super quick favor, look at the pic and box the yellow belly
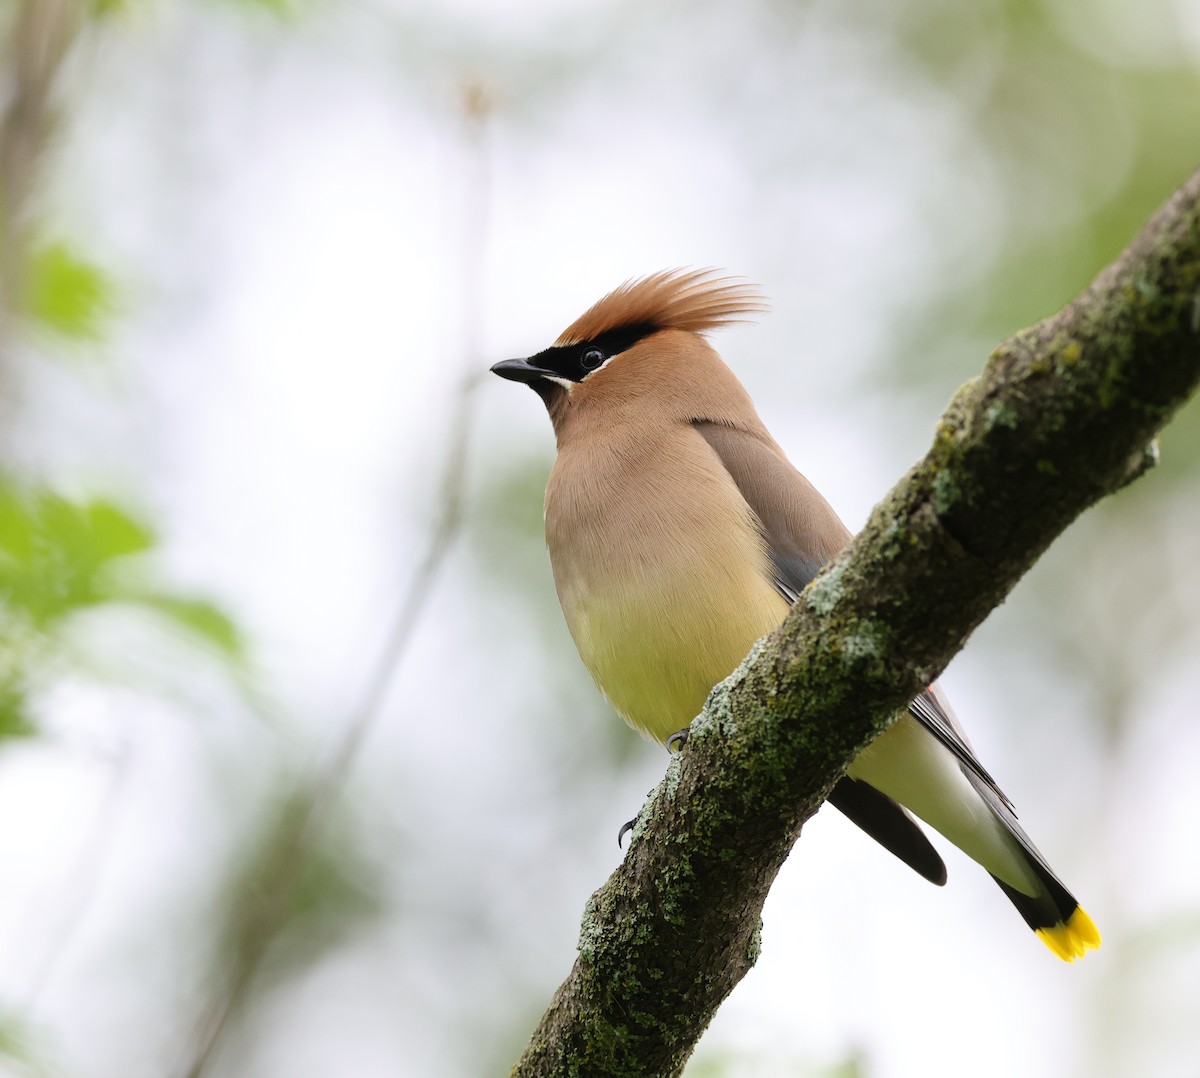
[554,538,788,743]
[568,580,787,742]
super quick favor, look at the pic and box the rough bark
[513,166,1200,1078]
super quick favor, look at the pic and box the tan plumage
[491,268,1100,961]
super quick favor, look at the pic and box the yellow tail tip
[1036,907,1101,962]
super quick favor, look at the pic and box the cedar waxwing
[491,269,1100,962]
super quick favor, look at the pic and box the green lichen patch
[932,468,962,514]
[577,895,603,959]
[746,920,763,964]
[983,399,1019,430]
[843,620,889,662]
[803,562,846,614]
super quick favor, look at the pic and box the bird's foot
[666,727,690,754]
[618,731,690,847]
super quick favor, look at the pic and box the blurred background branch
[0,0,82,436]
[176,79,493,1078]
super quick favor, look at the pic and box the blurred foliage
[879,0,1200,386]
[167,776,393,1076]
[0,1012,50,1077]
[215,782,385,986]
[22,242,116,345]
[0,485,154,625]
[0,478,246,739]
[0,0,246,748]
[2,3,380,1078]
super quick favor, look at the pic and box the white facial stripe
[544,375,574,392]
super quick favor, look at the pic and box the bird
[490,268,1100,962]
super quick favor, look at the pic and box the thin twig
[19,738,132,1007]
[176,80,494,1078]
[0,0,82,449]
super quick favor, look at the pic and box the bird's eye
[580,347,606,371]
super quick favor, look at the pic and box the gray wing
[693,421,850,601]
[695,420,1015,804]
[695,420,948,885]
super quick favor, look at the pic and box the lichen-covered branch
[513,165,1200,1078]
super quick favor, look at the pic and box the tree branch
[513,165,1200,1077]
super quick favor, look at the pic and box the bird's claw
[618,730,690,847]
[666,727,690,754]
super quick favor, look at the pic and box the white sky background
[1,1,1199,1076]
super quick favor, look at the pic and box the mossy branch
[513,166,1200,1078]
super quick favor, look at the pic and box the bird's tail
[990,862,1101,962]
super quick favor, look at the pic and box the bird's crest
[555,268,767,346]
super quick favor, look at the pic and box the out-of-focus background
[0,1,1198,1075]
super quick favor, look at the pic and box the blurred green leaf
[0,484,36,561]
[81,498,156,559]
[23,241,115,343]
[0,483,155,626]
[0,681,35,741]
[136,595,245,660]
[0,479,248,738]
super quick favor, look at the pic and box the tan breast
[545,421,789,743]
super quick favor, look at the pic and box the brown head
[490,269,770,444]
